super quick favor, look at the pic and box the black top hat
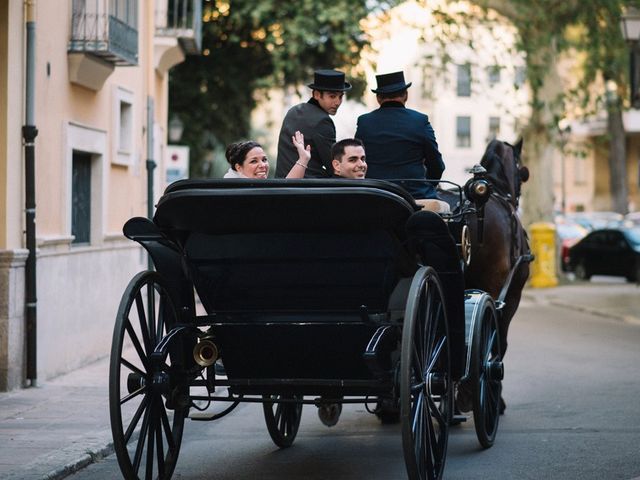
[307,69,352,92]
[371,71,412,94]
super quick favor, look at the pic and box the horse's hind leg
[498,262,529,358]
[493,264,528,415]
[498,302,516,358]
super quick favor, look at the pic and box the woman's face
[236,147,269,179]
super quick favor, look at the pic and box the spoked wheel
[470,294,503,449]
[110,271,188,480]
[401,267,452,480]
[263,394,303,448]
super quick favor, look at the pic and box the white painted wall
[36,244,145,379]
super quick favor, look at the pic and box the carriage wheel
[110,271,187,480]
[401,267,452,480]
[263,394,303,448]
[470,295,502,449]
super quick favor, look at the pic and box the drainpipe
[146,96,155,270]
[22,0,38,386]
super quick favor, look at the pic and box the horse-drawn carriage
[109,141,531,480]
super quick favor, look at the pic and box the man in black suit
[275,70,352,178]
[355,71,445,199]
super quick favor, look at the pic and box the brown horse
[464,138,531,359]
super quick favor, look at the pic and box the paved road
[67,290,640,480]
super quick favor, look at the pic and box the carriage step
[189,412,218,420]
[450,414,468,426]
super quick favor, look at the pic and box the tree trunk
[519,49,563,226]
[607,100,629,214]
[520,126,556,225]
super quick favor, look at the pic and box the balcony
[68,0,138,90]
[154,0,202,73]
[69,0,138,65]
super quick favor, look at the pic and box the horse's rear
[465,200,530,357]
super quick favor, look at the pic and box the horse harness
[488,193,530,266]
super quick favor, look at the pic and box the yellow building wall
[0,0,7,249]
[33,1,151,240]
[627,136,640,212]
[589,136,640,212]
[0,0,27,250]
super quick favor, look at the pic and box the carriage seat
[153,179,421,315]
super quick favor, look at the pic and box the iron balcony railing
[69,0,138,66]
[154,0,202,55]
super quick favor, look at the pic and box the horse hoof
[318,402,342,427]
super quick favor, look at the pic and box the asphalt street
[1,278,639,480]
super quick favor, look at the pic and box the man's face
[333,145,367,179]
[314,90,344,115]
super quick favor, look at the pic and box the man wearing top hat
[275,69,352,178]
[355,71,445,199]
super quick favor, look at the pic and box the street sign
[165,145,189,184]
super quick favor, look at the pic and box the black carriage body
[126,179,466,396]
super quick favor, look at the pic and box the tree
[470,0,640,218]
[172,0,640,217]
[169,0,398,177]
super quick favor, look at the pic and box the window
[514,66,526,88]
[457,64,471,97]
[488,116,500,141]
[113,86,134,165]
[487,65,501,87]
[66,122,106,245]
[119,100,132,153]
[110,0,138,26]
[456,116,471,148]
[72,151,92,244]
[589,232,607,246]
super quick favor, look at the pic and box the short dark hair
[225,140,262,170]
[331,138,364,160]
[377,89,408,101]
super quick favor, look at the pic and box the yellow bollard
[529,222,558,288]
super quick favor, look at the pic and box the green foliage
[169,0,398,176]
[475,0,640,120]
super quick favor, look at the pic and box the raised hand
[292,131,311,165]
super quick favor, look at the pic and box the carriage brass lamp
[620,6,640,108]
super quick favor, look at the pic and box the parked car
[556,222,589,272]
[624,211,640,228]
[567,227,640,281]
[563,211,624,231]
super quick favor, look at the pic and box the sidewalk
[0,357,112,480]
[520,277,640,326]
[0,280,638,480]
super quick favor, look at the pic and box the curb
[44,443,114,480]
[2,432,114,480]
[522,292,640,326]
